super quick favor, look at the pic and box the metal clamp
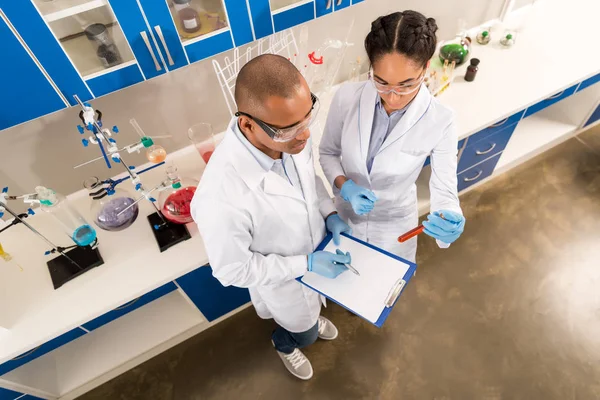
[385,278,406,307]
[475,142,497,155]
[154,25,174,66]
[464,170,483,182]
[140,31,161,71]
[490,117,509,128]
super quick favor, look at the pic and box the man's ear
[238,115,254,136]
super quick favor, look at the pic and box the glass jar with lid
[173,0,202,34]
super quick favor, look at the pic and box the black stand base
[148,212,191,252]
[47,246,104,289]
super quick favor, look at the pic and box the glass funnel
[84,177,139,232]
[158,166,198,224]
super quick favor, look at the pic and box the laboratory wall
[0,0,504,211]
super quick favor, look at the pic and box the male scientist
[191,54,352,380]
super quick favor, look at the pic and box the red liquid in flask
[161,187,196,224]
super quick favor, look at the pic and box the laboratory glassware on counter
[439,35,471,66]
[188,122,215,164]
[500,32,516,47]
[130,119,168,164]
[464,58,480,82]
[36,186,97,247]
[158,166,198,224]
[84,177,139,232]
[84,23,122,69]
[476,30,491,45]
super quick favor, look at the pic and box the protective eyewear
[369,69,425,96]
[235,93,320,143]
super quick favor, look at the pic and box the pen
[335,261,360,276]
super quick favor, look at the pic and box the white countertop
[1,0,600,365]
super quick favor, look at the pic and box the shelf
[35,0,108,22]
[1,291,205,397]
[496,114,578,173]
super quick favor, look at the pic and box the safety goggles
[369,69,425,96]
[235,93,320,143]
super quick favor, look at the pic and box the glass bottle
[476,30,491,45]
[84,23,122,69]
[173,0,202,34]
[158,166,198,224]
[35,186,97,247]
[464,58,480,82]
[439,35,471,66]
[500,32,516,47]
[84,177,139,232]
[141,137,167,163]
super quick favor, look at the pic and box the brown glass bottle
[464,58,480,82]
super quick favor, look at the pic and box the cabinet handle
[153,25,174,66]
[336,0,342,5]
[475,142,497,155]
[140,31,162,71]
[463,170,483,182]
[490,117,509,127]
[547,90,565,99]
[326,0,332,9]
[11,345,42,361]
[114,296,142,311]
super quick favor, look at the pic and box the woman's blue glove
[340,180,377,215]
[326,214,352,246]
[422,210,465,244]
[308,249,351,279]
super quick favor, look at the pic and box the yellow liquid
[0,242,12,262]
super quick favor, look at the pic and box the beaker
[188,123,215,164]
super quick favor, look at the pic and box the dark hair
[235,54,302,113]
[365,11,438,67]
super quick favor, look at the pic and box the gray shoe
[317,316,338,340]
[273,346,313,380]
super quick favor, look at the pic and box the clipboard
[297,233,417,328]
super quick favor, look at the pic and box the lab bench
[2,0,600,399]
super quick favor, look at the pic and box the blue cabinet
[584,103,600,127]
[577,72,600,93]
[0,13,66,130]
[0,328,86,376]
[0,387,21,400]
[457,153,501,192]
[524,84,578,118]
[248,0,315,38]
[457,124,517,174]
[82,282,177,331]
[176,265,250,321]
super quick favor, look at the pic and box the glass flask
[84,177,139,232]
[141,136,167,163]
[439,35,471,66]
[158,166,198,224]
[35,186,97,246]
[188,123,215,164]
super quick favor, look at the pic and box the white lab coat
[191,118,336,333]
[319,82,462,262]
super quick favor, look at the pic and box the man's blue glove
[308,249,351,279]
[340,180,377,215]
[422,210,465,244]
[326,214,352,246]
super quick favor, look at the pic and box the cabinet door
[333,0,350,11]
[176,265,250,321]
[16,0,144,98]
[248,0,314,38]
[1,1,92,105]
[584,103,600,127]
[0,387,22,400]
[315,0,333,18]
[0,12,66,130]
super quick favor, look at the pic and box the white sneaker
[273,345,313,380]
[317,316,338,340]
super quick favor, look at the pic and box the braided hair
[365,11,438,67]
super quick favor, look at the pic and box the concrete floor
[79,126,600,400]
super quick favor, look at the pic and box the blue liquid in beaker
[72,224,97,246]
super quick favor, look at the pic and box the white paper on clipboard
[301,235,410,323]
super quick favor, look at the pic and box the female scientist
[319,10,465,262]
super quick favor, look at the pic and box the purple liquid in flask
[95,197,139,231]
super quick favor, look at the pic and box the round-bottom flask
[84,177,139,232]
[158,166,198,224]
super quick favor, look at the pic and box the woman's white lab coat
[319,82,462,262]
[192,119,335,333]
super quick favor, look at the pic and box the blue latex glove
[340,180,377,215]
[326,214,352,246]
[422,210,465,244]
[308,249,351,279]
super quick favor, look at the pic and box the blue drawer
[466,110,524,146]
[577,72,600,93]
[458,124,517,173]
[524,84,578,118]
[19,396,44,400]
[0,387,21,400]
[584,104,600,127]
[458,153,501,192]
[176,265,250,321]
[82,282,177,331]
[0,328,86,376]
